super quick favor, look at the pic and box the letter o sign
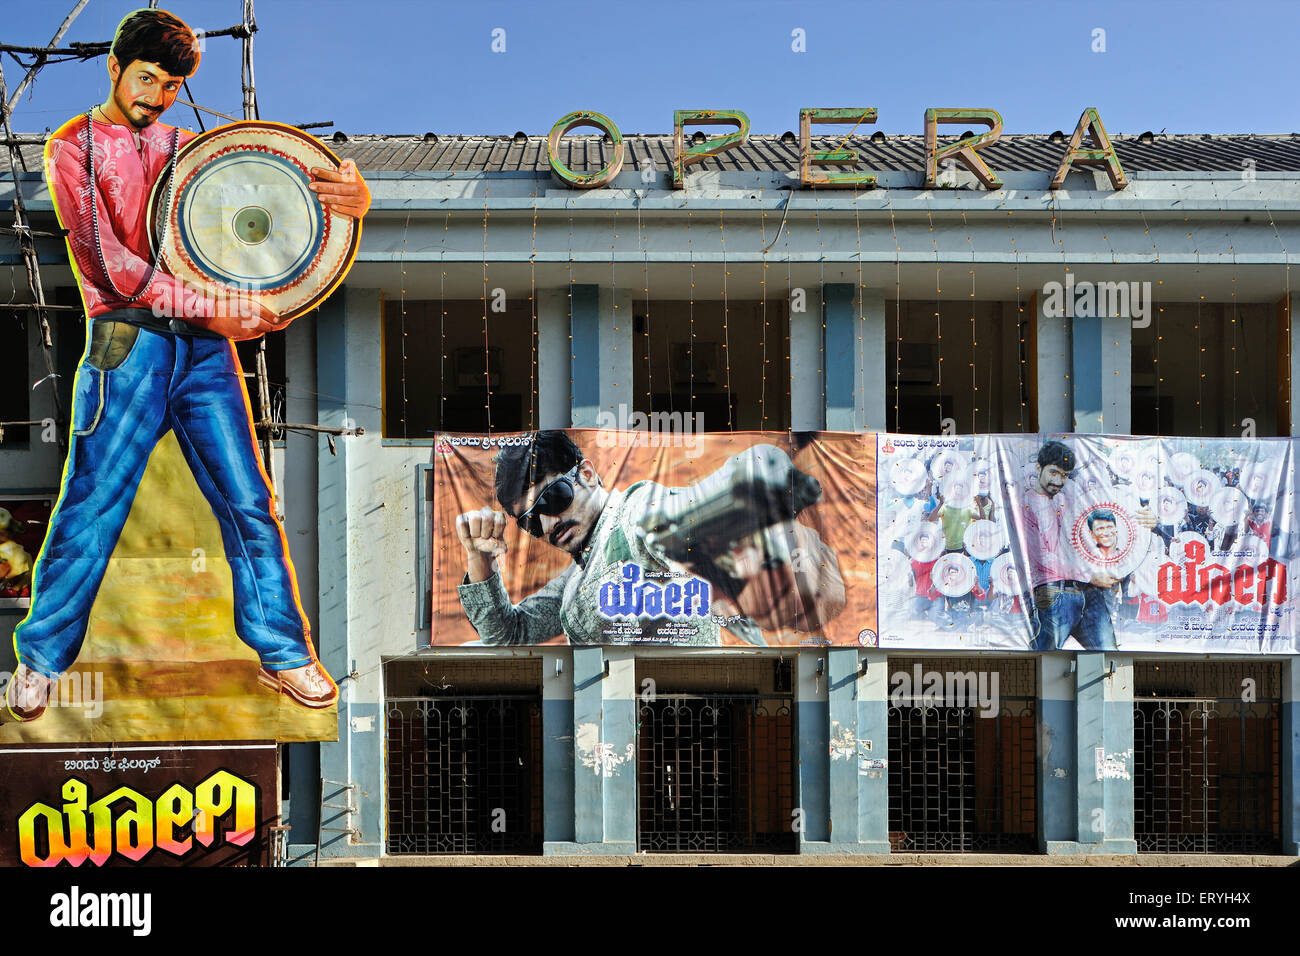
[547,110,625,188]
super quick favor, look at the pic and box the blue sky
[4,0,1298,136]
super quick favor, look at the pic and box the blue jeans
[13,319,314,677]
[1030,583,1118,651]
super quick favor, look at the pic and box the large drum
[148,121,359,321]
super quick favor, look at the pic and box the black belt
[92,307,225,339]
[1037,580,1084,592]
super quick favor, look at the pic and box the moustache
[549,520,578,548]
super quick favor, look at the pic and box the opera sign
[547,106,1126,190]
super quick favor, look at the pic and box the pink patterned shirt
[44,114,213,319]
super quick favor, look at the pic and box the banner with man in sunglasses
[433,430,874,646]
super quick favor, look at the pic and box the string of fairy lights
[394,132,1287,450]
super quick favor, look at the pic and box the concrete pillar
[814,647,889,852]
[1036,291,1072,434]
[569,284,633,428]
[313,286,384,860]
[537,288,571,430]
[1039,654,1078,852]
[598,287,634,423]
[283,311,321,846]
[790,287,824,431]
[824,284,886,432]
[1074,312,1132,434]
[796,649,831,845]
[1073,652,1137,853]
[570,646,637,852]
[541,647,575,849]
[1283,657,1300,855]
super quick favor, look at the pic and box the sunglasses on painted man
[515,465,581,538]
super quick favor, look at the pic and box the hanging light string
[567,200,575,420]
[529,196,539,430]
[815,191,827,428]
[759,195,769,428]
[1097,211,1119,432]
[887,197,902,432]
[1050,196,1070,417]
[719,208,734,430]
[687,203,695,421]
[927,210,943,433]
[854,191,864,432]
[399,210,411,440]
[962,210,978,434]
[637,194,652,426]
[1263,200,1291,431]
[1009,208,1026,431]
[1230,230,1239,434]
[785,191,794,423]
[611,208,619,430]
[440,210,449,430]
[1138,208,1162,435]
[481,187,493,433]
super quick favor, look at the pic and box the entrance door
[385,694,542,854]
[637,694,796,853]
[1134,663,1281,853]
[887,657,1038,852]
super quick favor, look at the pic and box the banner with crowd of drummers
[878,434,1298,653]
[435,429,1297,653]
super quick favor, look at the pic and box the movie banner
[879,434,1298,653]
[0,741,278,867]
[431,429,877,647]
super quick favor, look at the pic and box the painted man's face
[511,461,604,559]
[1037,463,1069,497]
[1090,518,1117,551]
[108,57,186,128]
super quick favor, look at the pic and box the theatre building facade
[3,117,1299,860]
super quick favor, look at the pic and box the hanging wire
[886,197,902,432]
[759,198,769,428]
[720,208,733,430]
[529,196,538,430]
[399,210,410,439]
[854,191,863,432]
[440,211,449,430]
[927,211,943,433]
[480,189,493,432]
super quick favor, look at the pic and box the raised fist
[456,507,509,558]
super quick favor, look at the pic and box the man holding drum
[8,8,370,721]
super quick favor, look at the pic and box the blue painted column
[824,283,855,431]
[1039,654,1078,852]
[569,646,637,852]
[541,647,575,851]
[857,650,891,851]
[823,283,887,432]
[808,647,890,853]
[538,289,571,430]
[1072,310,1132,434]
[1073,652,1137,853]
[570,285,600,427]
[569,284,632,428]
[796,649,831,847]
[1283,657,1300,855]
[309,287,385,860]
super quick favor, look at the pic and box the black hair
[494,431,583,514]
[111,8,201,78]
[1036,440,1074,472]
[1087,509,1117,531]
